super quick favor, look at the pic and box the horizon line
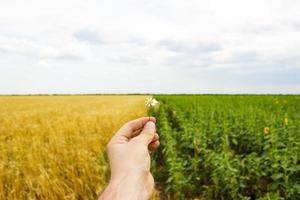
[1,93,300,96]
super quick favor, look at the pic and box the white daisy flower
[145,97,159,107]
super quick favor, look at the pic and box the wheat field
[0,95,147,200]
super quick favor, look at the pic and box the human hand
[99,117,160,200]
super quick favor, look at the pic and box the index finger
[115,117,156,140]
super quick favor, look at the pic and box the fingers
[136,121,156,145]
[149,140,160,151]
[115,117,156,140]
[126,117,156,132]
[152,133,159,142]
[148,133,160,151]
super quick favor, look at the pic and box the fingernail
[144,121,156,129]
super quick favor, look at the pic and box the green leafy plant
[151,95,300,200]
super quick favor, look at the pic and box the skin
[99,117,160,200]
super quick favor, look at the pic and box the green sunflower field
[151,95,300,200]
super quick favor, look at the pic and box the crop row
[151,95,300,200]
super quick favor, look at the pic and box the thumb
[136,121,156,145]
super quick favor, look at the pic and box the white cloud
[0,0,300,94]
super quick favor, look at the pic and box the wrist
[100,172,152,200]
[110,170,148,183]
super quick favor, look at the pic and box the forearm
[99,173,150,200]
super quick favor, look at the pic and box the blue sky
[0,0,300,94]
